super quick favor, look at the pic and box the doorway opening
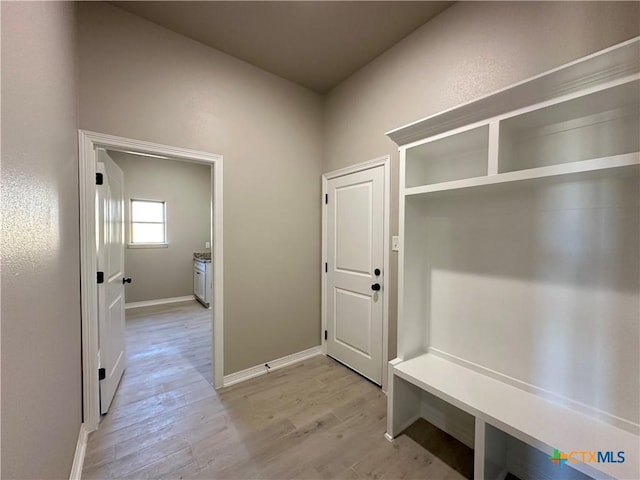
[79,130,223,432]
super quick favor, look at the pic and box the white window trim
[128,198,168,248]
[127,243,169,249]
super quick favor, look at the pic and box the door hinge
[96,172,103,185]
[324,330,328,341]
[325,193,328,204]
[97,271,104,284]
[325,262,328,273]
[98,367,106,381]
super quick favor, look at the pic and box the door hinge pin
[325,193,328,204]
[324,330,328,341]
[97,271,104,284]
[98,367,106,380]
[96,172,103,185]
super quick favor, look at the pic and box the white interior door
[326,165,384,384]
[96,149,126,414]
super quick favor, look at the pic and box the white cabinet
[386,37,639,480]
[193,259,212,308]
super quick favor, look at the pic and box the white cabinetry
[386,38,639,480]
[194,259,212,308]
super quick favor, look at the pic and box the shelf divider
[487,121,500,176]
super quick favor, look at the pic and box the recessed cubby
[405,125,489,188]
[498,79,640,173]
[403,176,639,412]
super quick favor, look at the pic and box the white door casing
[79,130,224,432]
[96,149,126,414]
[325,161,387,385]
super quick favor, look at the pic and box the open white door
[96,149,126,414]
[326,165,385,384]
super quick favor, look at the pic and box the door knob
[122,277,132,284]
[371,283,381,291]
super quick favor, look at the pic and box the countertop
[193,252,211,262]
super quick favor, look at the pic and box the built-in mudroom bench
[385,37,640,480]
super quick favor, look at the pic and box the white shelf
[498,79,639,174]
[404,152,639,197]
[392,353,640,480]
[386,37,640,146]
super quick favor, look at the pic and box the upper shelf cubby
[499,79,639,173]
[405,125,488,188]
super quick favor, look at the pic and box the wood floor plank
[86,394,226,454]
[83,301,473,479]
[123,446,195,480]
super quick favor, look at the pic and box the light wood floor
[83,301,473,479]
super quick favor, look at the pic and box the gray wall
[323,1,640,361]
[78,2,324,375]
[110,151,211,304]
[1,2,82,478]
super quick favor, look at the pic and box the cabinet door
[194,266,204,300]
[198,272,206,301]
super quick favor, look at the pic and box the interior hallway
[82,301,473,479]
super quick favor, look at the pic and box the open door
[96,149,127,414]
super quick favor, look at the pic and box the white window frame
[128,198,168,248]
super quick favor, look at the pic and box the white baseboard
[69,424,89,480]
[125,295,195,309]
[223,346,322,387]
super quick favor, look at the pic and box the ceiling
[111,1,454,94]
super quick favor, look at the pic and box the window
[129,199,167,247]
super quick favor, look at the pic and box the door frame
[321,155,390,391]
[79,130,224,432]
